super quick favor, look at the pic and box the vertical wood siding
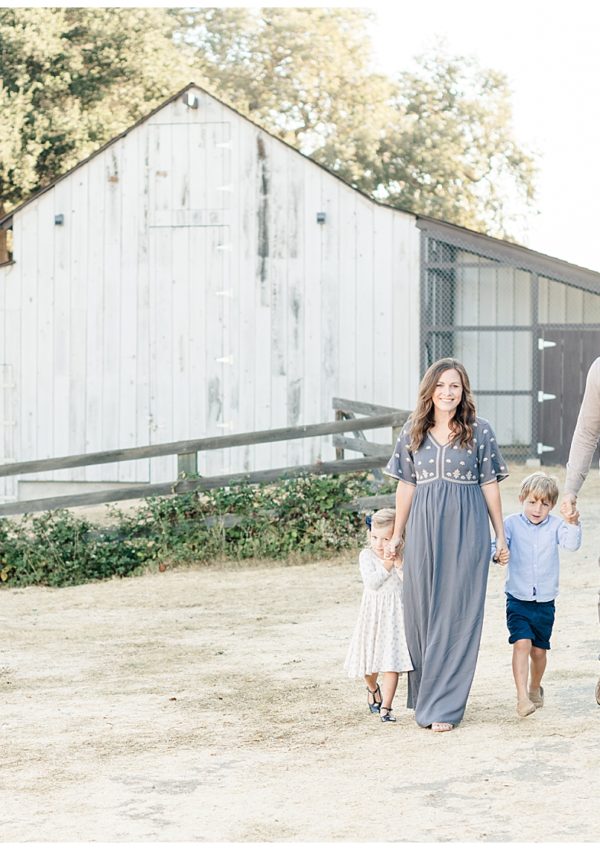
[0,87,420,500]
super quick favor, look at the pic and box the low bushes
[0,472,394,587]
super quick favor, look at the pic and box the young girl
[344,508,413,722]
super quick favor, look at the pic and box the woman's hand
[384,536,403,560]
[494,538,510,565]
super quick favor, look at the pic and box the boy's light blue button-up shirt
[500,512,582,602]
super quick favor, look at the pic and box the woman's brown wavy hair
[409,358,477,452]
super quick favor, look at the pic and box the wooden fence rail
[0,403,410,517]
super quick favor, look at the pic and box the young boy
[493,472,582,718]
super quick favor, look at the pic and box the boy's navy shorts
[506,593,555,650]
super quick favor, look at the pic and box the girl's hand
[384,536,403,559]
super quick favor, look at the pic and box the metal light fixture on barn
[184,92,199,109]
[54,214,64,226]
[316,212,326,224]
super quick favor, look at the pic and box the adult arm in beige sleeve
[563,357,600,506]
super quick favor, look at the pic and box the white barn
[1,83,599,502]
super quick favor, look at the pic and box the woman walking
[385,358,509,731]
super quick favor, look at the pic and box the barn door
[146,118,232,482]
[537,329,600,465]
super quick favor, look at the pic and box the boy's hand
[493,541,510,566]
[560,503,580,525]
[560,492,578,520]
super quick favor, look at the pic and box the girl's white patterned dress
[344,548,414,677]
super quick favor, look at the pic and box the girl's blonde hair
[369,508,405,559]
[370,507,396,529]
[519,472,559,507]
[409,358,476,452]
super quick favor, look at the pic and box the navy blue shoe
[380,707,396,723]
[366,684,382,714]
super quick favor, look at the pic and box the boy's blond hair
[519,472,559,507]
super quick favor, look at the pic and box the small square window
[0,227,13,265]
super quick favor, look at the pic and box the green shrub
[0,471,387,588]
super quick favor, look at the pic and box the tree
[0,7,192,208]
[0,8,536,239]
[175,10,535,237]
[367,48,537,236]
[170,6,394,188]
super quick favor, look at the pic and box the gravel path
[1,465,599,841]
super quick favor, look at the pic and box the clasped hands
[493,541,509,566]
[559,493,580,525]
[384,536,402,561]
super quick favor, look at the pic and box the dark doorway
[537,329,600,465]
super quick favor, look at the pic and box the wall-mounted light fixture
[316,212,326,224]
[184,92,199,109]
[54,214,64,226]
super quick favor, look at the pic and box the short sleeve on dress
[384,425,416,485]
[476,419,509,485]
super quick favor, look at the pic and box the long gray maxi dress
[385,417,508,727]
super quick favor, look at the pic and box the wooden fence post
[335,409,345,460]
[177,451,198,477]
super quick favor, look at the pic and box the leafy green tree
[0,7,536,239]
[0,7,192,208]
[171,7,393,187]
[367,48,537,235]
[175,10,535,236]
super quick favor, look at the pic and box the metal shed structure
[0,82,599,502]
[417,217,600,465]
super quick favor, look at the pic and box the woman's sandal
[380,707,396,723]
[366,684,382,714]
[431,722,454,732]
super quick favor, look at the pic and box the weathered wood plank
[177,451,198,476]
[52,175,72,479]
[331,435,393,456]
[119,130,144,483]
[104,143,124,482]
[332,397,407,417]
[337,192,358,402]
[0,454,391,516]
[36,194,55,472]
[0,412,404,478]
[341,493,396,511]
[85,152,107,476]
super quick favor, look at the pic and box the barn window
[0,225,13,266]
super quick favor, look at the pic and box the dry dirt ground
[1,464,600,842]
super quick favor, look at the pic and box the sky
[22,0,600,271]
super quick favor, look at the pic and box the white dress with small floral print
[344,548,414,677]
[383,417,508,728]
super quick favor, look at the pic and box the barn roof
[2,81,600,291]
[0,80,400,229]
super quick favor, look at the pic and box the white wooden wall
[0,86,421,500]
